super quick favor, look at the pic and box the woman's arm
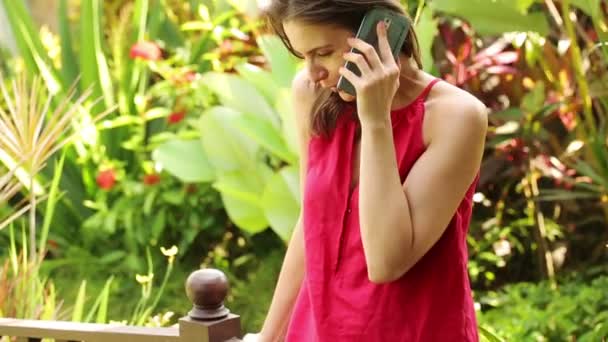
[258,70,315,341]
[338,22,487,284]
[358,92,487,283]
[259,218,305,341]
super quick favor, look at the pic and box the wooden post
[178,269,241,342]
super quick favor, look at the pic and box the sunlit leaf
[153,139,215,182]
[198,106,258,172]
[201,72,279,128]
[261,166,300,241]
[257,35,300,88]
[431,0,550,35]
[415,6,439,72]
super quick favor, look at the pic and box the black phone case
[337,9,411,96]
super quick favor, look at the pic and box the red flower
[143,173,161,186]
[167,111,186,124]
[130,41,162,61]
[497,138,528,164]
[183,71,197,82]
[96,169,116,190]
[558,110,577,131]
[170,70,197,86]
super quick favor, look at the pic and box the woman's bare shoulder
[291,70,321,139]
[424,80,488,144]
[426,82,488,129]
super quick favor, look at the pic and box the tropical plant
[153,34,301,241]
[425,0,608,287]
[0,163,29,231]
[0,72,112,261]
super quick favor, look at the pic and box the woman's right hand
[242,333,260,341]
[243,332,273,342]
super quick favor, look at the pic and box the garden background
[0,0,607,340]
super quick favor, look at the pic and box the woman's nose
[308,67,328,84]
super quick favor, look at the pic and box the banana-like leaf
[201,72,280,128]
[261,166,300,242]
[152,139,216,182]
[415,6,439,72]
[213,168,273,233]
[231,111,297,164]
[235,63,281,106]
[431,0,550,36]
[275,88,299,156]
[198,106,259,172]
[257,35,300,88]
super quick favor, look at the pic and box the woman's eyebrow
[304,44,333,55]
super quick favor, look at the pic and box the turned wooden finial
[185,269,230,321]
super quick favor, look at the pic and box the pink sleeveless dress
[285,79,479,341]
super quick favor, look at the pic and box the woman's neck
[390,56,431,111]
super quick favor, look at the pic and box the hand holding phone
[336,8,410,96]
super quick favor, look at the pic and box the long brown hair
[260,0,422,137]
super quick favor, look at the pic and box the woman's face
[283,20,356,102]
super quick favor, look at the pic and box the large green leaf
[201,72,279,128]
[275,88,299,156]
[570,0,601,18]
[261,166,300,242]
[235,63,281,107]
[80,0,115,113]
[231,112,297,164]
[431,0,550,36]
[152,139,215,182]
[257,34,300,88]
[58,0,79,90]
[415,6,439,72]
[198,106,258,172]
[213,168,273,233]
[227,0,259,17]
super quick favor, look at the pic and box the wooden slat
[15,338,40,342]
[0,319,179,342]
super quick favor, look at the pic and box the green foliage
[479,273,608,341]
[431,0,550,35]
[154,34,302,241]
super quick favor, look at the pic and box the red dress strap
[419,78,441,100]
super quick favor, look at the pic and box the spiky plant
[0,72,113,261]
[0,163,31,231]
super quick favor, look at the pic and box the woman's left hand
[339,21,401,127]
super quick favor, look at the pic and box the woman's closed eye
[316,50,333,58]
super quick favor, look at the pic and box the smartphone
[336,8,411,96]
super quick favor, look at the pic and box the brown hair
[260,0,422,137]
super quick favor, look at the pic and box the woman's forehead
[284,20,349,52]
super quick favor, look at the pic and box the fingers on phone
[339,66,360,87]
[377,21,394,65]
[343,52,371,74]
[347,38,382,70]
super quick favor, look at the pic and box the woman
[251,0,487,341]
